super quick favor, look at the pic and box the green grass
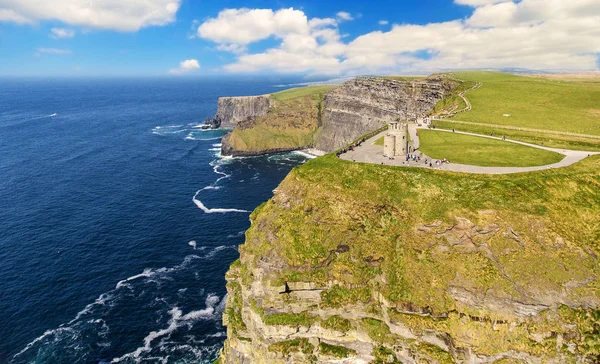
[268,338,314,355]
[449,71,600,136]
[321,315,352,332]
[361,318,392,344]
[434,120,600,152]
[228,85,337,154]
[381,76,427,82]
[374,136,385,146]
[263,311,318,326]
[417,129,565,167]
[318,342,356,358]
[271,85,336,102]
[239,153,600,359]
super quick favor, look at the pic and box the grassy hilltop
[434,72,600,151]
[223,154,600,362]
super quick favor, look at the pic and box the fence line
[433,119,600,140]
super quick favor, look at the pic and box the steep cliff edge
[218,155,600,363]
[215,95,273,128]
[220,86,332,157]
[219,76,460,156]
[316,76,457,152]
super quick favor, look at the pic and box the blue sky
[0,0,598,76]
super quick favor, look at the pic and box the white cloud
[198,2,600,75]
[216,44,247,54]
[0,0,180,31]
[198,8,309,45]
[169,59,200,74]
[336,11,354,21]
[35,48,72,56]
[378,20,389,25]
[50,28,75,39]
[454,0,512,7]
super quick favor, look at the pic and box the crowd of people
[402,151,450,168]
[336,137,366,158]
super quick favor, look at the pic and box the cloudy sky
[0,0,599,76]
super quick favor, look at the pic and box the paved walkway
[339,125,599,175]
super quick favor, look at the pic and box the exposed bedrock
[215,95,273,128]
[217,157,600,363]
[316,76,452,152]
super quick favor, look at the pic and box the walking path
[339,125,599,175]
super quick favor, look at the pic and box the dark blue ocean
[0,77,311,363]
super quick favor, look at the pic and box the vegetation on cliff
[221,153,600,363]
[223,86,334,155]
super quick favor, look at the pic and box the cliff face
[218,155,600,364]
[215,95,273,128]
[220,87,330,157]
[316,76,454,152]
[217,76,457,156]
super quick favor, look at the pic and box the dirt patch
[588,109,600,118]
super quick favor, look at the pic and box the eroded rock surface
[316,76,454,152]
[217,155,600,363]
[215,95,273,128]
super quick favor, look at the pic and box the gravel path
[339,125,599,175]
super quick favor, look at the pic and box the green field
[418,129,564,167]
[449,71,600,136]
[271,85,336,102]
[374,136,384,146]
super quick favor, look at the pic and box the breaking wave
[192,190,249,214]
[12,248,234,364]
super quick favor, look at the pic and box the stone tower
[383,122,408,157]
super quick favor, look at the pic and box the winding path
[339,125,599,174]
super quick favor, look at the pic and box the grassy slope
[449,71,600,136]
[418,129,564,167]
[240,154,600,358]
[227,86,335,153]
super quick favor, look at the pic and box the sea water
[0,77,311,363]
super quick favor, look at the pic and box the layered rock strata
[214,95,273,128]
[217,155,600,364]
[316,76,455,152]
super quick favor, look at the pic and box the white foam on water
[201,185,221,191]
[115,268,154,289]
[112,294,225,363]
[209,148,220,151]
[188,240,197,250]
[192,190,249,214]
[12,327,77,359]
[14,250,234,361]
[293,150,317,159]
[227,230,245,239]
[212,143,222,147]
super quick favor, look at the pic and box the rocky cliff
[220,87,330,157]
[215,95,273,128]
[316,76,456,152]
[218,76,457,156]
[217,155,600,364]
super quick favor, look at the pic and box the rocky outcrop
[214,95,273,128]
[221,133,302,157]
[316,76,454,152]
[217,155,600,363]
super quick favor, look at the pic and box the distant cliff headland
[213,75,467,157]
